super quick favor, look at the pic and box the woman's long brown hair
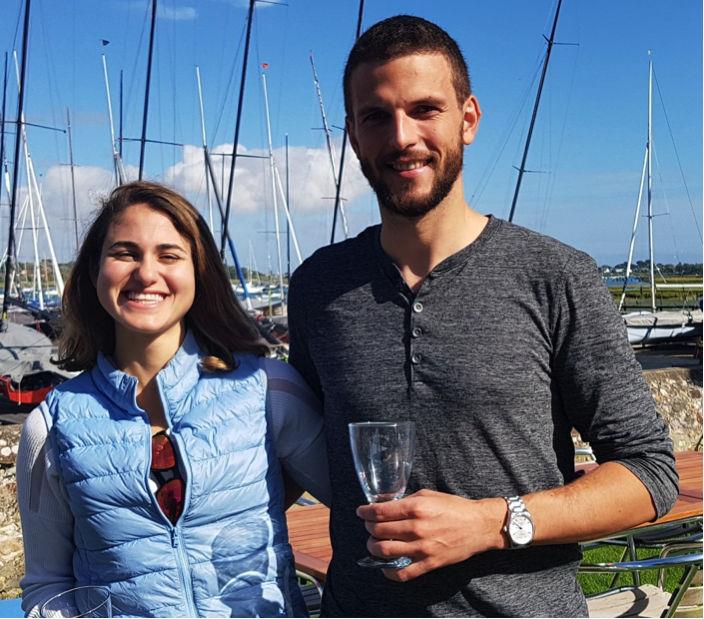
[56,181,269,372]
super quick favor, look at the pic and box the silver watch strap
[505,495,527,515]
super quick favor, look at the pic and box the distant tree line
[600,261,702,276]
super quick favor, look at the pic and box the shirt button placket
[410,300,424,380]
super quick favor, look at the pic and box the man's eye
[415,105,438,116]
[362,111,385,124]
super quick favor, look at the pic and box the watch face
[509,514,534,545]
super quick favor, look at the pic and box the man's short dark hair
[343,15,472,116]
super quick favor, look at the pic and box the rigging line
[539,42,580,233]
[272,4,291,140]
[124,1,151,136]
[652,67,702,243]
[470,53,544,205]
[210,19,246,145]
[37,0,63,165]
[9,2,22,52]
[155,23,165,178]
[170,0,178,174]
[652,142,682,266]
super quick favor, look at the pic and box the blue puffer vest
[42,332,306,617]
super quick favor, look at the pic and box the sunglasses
[151,432,185,524]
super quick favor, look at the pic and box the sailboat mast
[102,54,125,184]
[222,0,256,258]
[261,70,286,313]
[310,53,337,185]
[508,0,563,223]
[285,133,291,281]
[119,69,124,159]
[310,51,349,238]
[66,107,79,250]
[195,66,214,231]
[618,146,648,312]
[138,0,158,180]
[1,0,31,329]
[331,0,365,244]
[647,52,656,313]
[0,53,8,213]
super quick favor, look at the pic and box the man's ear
[462,95,481,146]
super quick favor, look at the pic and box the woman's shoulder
[259,356,307,385]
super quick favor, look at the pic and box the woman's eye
[112,251,135,260]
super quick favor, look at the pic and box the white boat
[624,309,702,345]
[618,53,702,346]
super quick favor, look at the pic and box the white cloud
[157,5,198,21]
[115,1,197,21]
[161,138,370,215]
[13,141,374,265]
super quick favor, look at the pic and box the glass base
[357,555,412,569]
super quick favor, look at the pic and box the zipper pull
[171,528,178,549]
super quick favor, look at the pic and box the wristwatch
[502,495,535,548]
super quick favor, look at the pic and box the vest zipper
[140,376,198,617]
[156,374,198,618]
[171,526,198,617]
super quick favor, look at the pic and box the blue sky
[1,0,701,271]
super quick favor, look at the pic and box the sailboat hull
[624,310,703,345]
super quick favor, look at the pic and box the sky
[0,0,701,275]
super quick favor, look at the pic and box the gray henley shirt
[288,216,678,618]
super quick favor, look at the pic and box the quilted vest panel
[43,333,305,617]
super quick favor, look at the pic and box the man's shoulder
[291,225,378,286]
[491,218,596,274]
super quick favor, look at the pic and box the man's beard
[360,138,464,218]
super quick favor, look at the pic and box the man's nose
[388,112,417,150]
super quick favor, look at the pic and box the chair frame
[581,542,703,618]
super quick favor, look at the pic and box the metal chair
[296,569,323,617]
[581,542,703,617]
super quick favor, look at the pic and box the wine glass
[40,586,112,618]
[348,420,415,569]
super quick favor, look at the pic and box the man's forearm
[523,461,657,545]
[360,462,660,581]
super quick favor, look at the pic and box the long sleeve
[287,267,324,401]
[553,253,679,517]
[17,405,75,617]
[263,358,331,506]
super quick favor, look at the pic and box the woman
[17,181,329,617]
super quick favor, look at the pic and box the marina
[0,0,700,614]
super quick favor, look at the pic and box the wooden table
[286,451,703,582]
[286,502,331,583]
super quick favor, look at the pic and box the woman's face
[96,203,196,348]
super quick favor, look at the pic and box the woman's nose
[133,258,158,284]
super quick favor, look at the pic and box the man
[288,15,677,617]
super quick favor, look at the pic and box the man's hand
[356,489,507,582]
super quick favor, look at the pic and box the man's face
[346,53,480,218]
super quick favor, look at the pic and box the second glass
[348,420,416,569]
[40,586,112,618]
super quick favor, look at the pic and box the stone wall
[0,425,22,599]
[643,367,703,451]
[0,367,701,599]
